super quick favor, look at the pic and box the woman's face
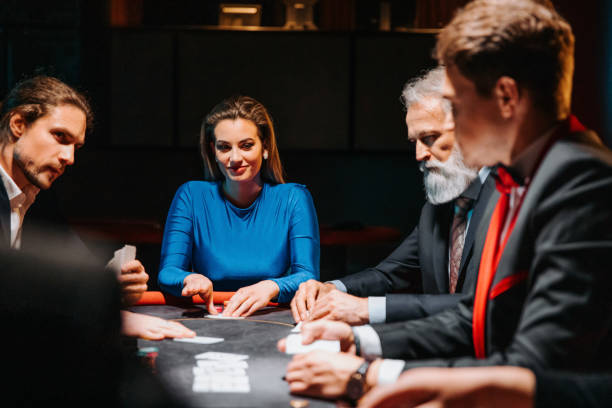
[213,118,265,184]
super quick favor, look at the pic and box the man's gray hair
[400,66,451,114]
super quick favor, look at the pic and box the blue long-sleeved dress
[158,181,320,303]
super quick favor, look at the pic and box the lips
[47,166,64,178]
[227,166,247,174]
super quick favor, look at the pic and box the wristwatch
[345,360,371,404]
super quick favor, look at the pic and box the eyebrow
[52,126,84,147]
[216,138,255,144]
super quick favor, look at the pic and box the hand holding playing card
[182,273,218,315]
[278,320,356,354]
[118,259,149,306]
[222,280,280,317]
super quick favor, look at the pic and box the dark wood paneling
[177,31,351,150]
[354,33,436,151]
[110,30,174,145]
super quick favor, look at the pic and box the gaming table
[129,291,336,408]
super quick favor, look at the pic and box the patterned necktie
[472,166,520,358]
[449,196,473,293]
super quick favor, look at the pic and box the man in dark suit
[0,75,194,340]
[358,366,612,408]
[291,67,497,325]
[281,0,612,402]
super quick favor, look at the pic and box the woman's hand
[223,280,280,317]
[182,274,218,315]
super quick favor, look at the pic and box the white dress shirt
[0,163,39,249]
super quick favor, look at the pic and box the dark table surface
[129,304,337,408]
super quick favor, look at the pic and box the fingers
[294,280,323,322]
[222,293,242,316]
[300,322,325,345]
[277,338,287,352]
[305,289,317,316]
[308,301,331,321]
[163,321,196,338]
[294,288,309,322]
[118,270,149,284]
[242,299,265,317]
[120,259,145,274]
[232,296,256,317]
[207,292,218,315]
[290,297,301,323]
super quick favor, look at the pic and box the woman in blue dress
[158,96,320,317]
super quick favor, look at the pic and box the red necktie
[472,167,520,358]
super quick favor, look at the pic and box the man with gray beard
[290,67,498,325]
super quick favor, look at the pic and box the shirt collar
[0,162,40,208]
[509,123,560,183]
[460,167,492,202]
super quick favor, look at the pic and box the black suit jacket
[535,371,612,408]
[372,122,612,372]
[339,173,498,322]
[0,184,94,258]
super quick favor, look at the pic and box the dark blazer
[0,184,93,257]
[535,371,612,408]
[372,121,612,372]
[339,173,498,322]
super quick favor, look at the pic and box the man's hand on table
[118,259,149,306]
[277,320,357,354]
[182,273,218,315]
[290,280,336,322]
[121,310,196,340]
[284,350,366,399]
[358,366,535,408]
[223,280,280,317]
[309,290,370,325]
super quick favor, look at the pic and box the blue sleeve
[269,186,320,303]
[158,183,195,297]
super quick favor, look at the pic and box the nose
[59,145,75,166]
[415,140,431,162]
[228,147,241,163]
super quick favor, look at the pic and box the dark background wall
[0,0,609,284]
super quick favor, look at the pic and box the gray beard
[420,147,478,205]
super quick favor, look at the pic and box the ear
[9,113,26,139]
[494,76,520,120]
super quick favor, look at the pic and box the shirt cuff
[377,359,405,385]
[328,280,347,293]
[368,297,386,323]
[352,325,382,360]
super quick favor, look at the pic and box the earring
[263,151,269,160]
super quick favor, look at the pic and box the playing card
[106,244,137,277]
[173,336,224,345]
[284,334,340,354]
[206,314,245,320]
[195,352,249,361]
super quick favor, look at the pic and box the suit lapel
[459,175,497,273]
[432,203,453,292]
[0,181,10,247]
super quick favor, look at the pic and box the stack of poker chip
[192,352,250,393]
[136,346,159,374]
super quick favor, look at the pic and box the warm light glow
[294,3,305,9]
[221,7,258,14]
